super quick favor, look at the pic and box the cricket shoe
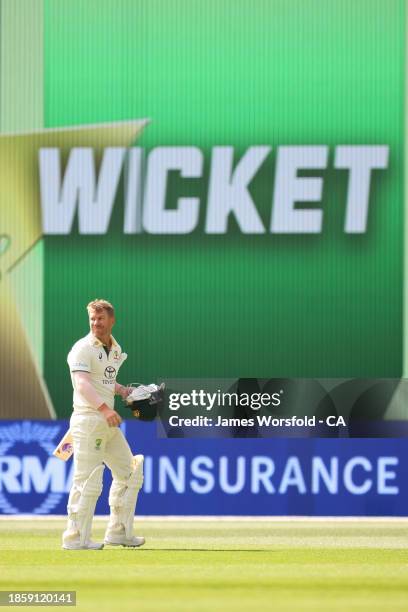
[62,539,104,550]
[104,535,145,548]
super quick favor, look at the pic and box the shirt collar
[87,332,118,348]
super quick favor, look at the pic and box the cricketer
[62,299,144,550]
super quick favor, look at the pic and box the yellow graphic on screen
[0,121,147,418]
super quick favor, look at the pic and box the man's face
[89,308,115,339]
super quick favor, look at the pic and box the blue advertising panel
[0,420,406,516]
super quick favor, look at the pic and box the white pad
[106,455,144,538]
[67,464,105,546]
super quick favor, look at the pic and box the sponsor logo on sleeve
[71,361,89,369]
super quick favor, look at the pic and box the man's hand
[115,383,133,401]
[98,403,122,427]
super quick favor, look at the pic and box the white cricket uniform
[67,332,127,414]
[63,333,139,546]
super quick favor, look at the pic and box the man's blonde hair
[87,299,115,317]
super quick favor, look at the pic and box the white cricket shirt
[67,332,127,415]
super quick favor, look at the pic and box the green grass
[0,519,408,611]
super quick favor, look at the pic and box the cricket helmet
[125,383,165,421]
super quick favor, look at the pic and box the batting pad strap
[108,455,144,505]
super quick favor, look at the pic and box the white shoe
[104,535,145,548]
[62,539,104,550]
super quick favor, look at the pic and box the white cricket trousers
[67,412,134,511]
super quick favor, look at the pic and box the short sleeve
[67,344,91,373]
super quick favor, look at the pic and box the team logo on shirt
[104,366,116,379]
[95,438,102,451]
[113,350,120,360]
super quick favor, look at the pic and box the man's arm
[73,371,122,427]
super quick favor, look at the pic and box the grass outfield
[0,518,408,611]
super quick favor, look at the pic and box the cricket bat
[53,429,74,461]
